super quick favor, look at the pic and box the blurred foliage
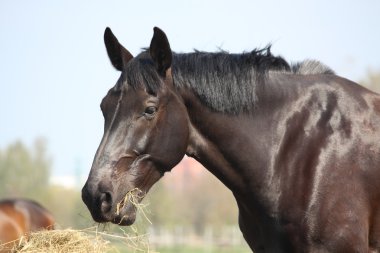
[150,246,249,253]
[360,69,380,93]
[147,168,239,235]
[0,138,50,198]
[44,185,93,228]
[0,139,92,229]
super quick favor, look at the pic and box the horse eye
[144,106,157,116]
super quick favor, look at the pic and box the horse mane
[125,47,334,114]
[291,60,334,75]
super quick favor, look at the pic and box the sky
[1,0,380,186]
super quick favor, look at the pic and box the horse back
[0,199,54,251]
[15,199,55,231]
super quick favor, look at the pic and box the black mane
[172,46,291,113]
[125,47,333,114]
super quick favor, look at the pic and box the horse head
[82,27,189,225]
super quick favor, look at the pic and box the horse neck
[177,75,289,201]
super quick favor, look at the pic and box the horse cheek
[157,109,189,169]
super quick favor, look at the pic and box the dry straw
[10,228,111,253]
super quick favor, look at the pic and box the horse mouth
[111,188,145,226]
[111,203,137,226]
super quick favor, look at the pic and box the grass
[113,243,251,253]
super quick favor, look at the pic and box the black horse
[82,27,380,252]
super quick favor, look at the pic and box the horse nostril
[100,192,113,214]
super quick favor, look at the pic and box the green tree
[0,139,97,229]
[0,138,51,199]
[45,185,93,228]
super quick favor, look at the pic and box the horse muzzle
[81,181,140,226]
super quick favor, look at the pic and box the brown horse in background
[0,199,54,252]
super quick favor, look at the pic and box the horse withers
[0,199,54,252]
[82,27,380,252]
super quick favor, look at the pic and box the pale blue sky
[1,0,379,183]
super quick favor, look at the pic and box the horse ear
[104,27,133,71]
[150,27,172,76]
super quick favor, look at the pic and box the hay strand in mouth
[116,188,152,225]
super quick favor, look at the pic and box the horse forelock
[121,52,165,95]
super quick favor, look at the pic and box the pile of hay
[5,188,154,253]
[6,188,154,253]
[7,227,156,253]
[11,228,112,253]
